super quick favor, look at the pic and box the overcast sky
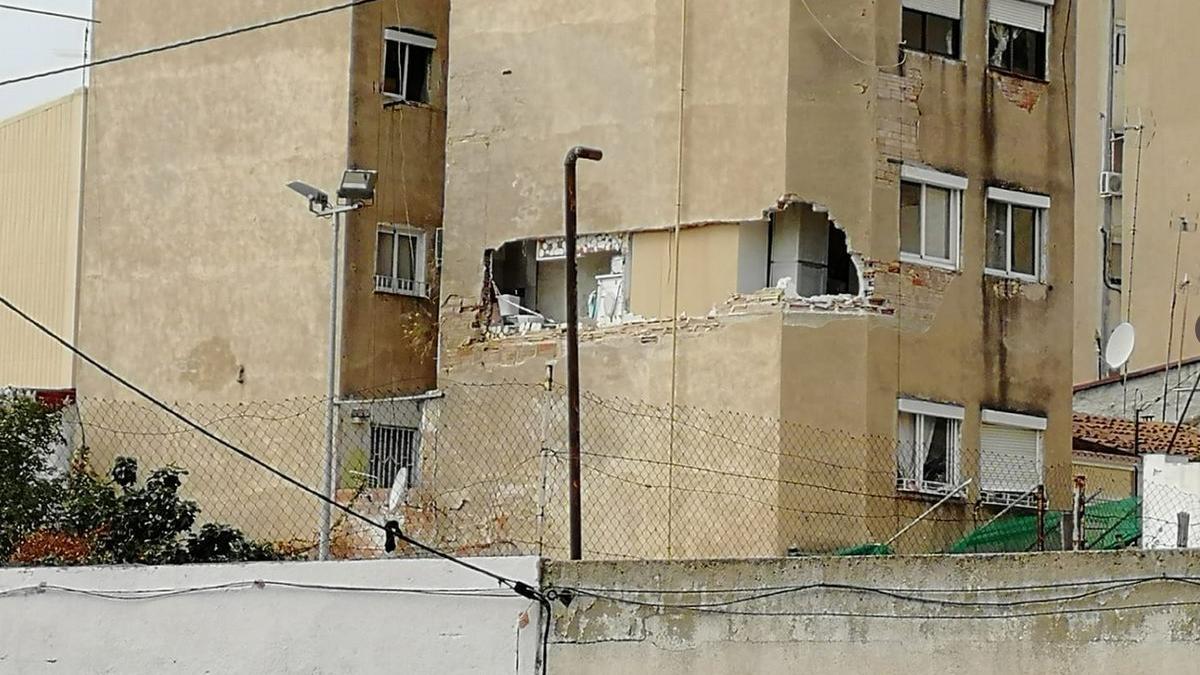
[0,1,93,119]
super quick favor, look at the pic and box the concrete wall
[544,551,1200,674]
[0,557,541,673]
[1141,454,1200,549]
[0,90,85,389]
[79,0,354,402]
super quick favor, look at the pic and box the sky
[0,1,93,119]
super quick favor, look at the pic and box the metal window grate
[368,424,418,489]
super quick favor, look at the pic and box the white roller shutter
[904,0,961,20]
[980,423,1042,493]
[989,0,1048,32]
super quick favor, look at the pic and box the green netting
[948,497,1142,554]
[1083,497,1141,550]
[836,543,894,556]
[948,511,1062,554]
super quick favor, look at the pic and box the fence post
[1035,484,1046,552]
[1072,475,1087,551]
[1178,512,1191,548]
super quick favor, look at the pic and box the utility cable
[0,292,538,601]
[0,3,98,23]
[0,0,381,88]
[0,580,516,601]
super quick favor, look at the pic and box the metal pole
[1178,512,1190,548]
[1035,484,1046,552]
[564,146,602,561]
[318,210,342,560]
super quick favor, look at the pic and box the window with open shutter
[902,0,962,58]
[988,0,1051,79]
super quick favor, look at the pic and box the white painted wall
[0,557,541,674]
[1141,454,1200,548]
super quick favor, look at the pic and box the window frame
[899,166,967,271]
[367,423,419,490]
[896,398,965,497]
[375,224,428,297]
[901,7,962,60]
[382,27,436,105]
[987,0,1051,82]
[978,409,1046,507]
[984,187,1049,283]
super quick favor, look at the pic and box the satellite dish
[1105,322,1137,369]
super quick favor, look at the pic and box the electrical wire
[0,291,538,601]
[0,3,98,23]
[0,0,381,88]
[552,575,1200,621]
[0,580,516,601]
[797,0,906,69]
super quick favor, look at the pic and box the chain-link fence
[13,382,1057,560]
[6,381,1191,564]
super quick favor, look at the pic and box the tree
[0,394,294,565]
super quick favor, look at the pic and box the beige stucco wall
[0,90,85,390]
[78,0,354,403]
[1074,457,1137,501]
[440,0,790,303]
[546,551,1200,674]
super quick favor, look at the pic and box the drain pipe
[564,146,603,561]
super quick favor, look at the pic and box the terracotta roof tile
[1073,412,1200,457]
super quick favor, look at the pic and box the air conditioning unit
[1100,171,1123,197]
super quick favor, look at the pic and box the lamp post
[563,146,603,561]
[287,169,377,560]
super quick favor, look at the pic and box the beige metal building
[1073,0,1200,385]
[0,89,86,391]
[437,0,1077,556]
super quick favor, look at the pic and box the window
[985,187,1049,282]
[899,166,966,269]
[383,27,435,104]
[979,410,1045,507]
[368,424,418,489]
[902,1,962,58]
[988,0,1050,80]
[375,226,427,297]
[1113,23,1126,69]
[897,399,964,496]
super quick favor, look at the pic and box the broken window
[901,1,961,59]
[375,225,427,296]
[988,0,1048,80]
[897,399,963,496]
[899,166,965,268]
[383,27,435,104]
[985,187,1048,282]
[768,205,859,297]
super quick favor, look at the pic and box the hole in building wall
[766,203,861,297]
[486,237,627,330]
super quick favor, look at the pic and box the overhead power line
[0,3,99,23]
[0,0,381,88]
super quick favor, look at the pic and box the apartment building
[77,0,448,539]
[1073,0,1200,385]
[437,0,1075,555]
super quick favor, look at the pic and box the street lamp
[286,168,377,561]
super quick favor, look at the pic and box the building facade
[76,0,448,541]
[0,90,87,391]
[437,0,1076,555]
[1073,0,1200,385]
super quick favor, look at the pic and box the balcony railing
[374,275,428,297]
